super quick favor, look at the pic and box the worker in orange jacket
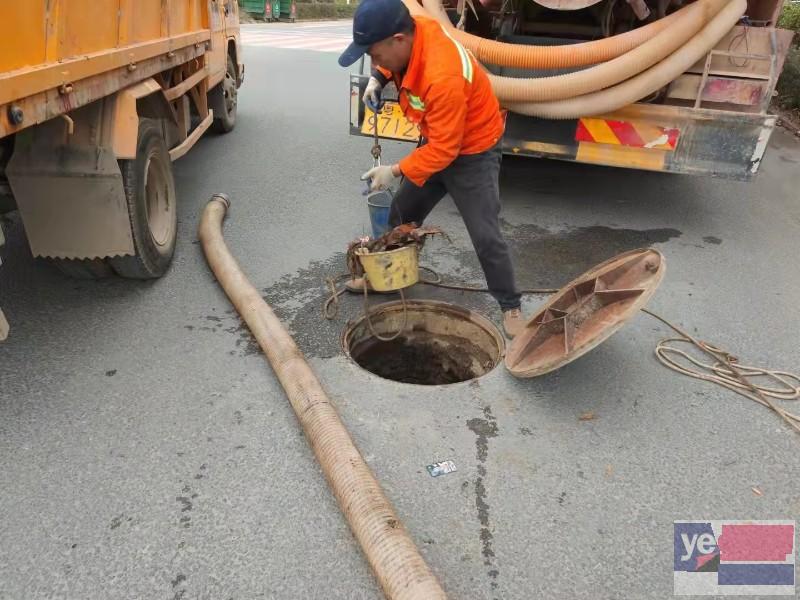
[339,0,524,337]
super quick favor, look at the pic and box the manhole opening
[343,300,505,386]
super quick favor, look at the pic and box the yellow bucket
[356,245,419,292]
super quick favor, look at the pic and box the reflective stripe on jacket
[375,16,505,186]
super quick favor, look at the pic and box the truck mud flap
[6,100,135,259]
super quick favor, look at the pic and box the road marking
[242,25,351,53]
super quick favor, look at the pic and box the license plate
[361,102,420,142]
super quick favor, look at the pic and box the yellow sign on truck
[0,0,244,337]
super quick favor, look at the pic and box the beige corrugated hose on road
[199,194,448,600]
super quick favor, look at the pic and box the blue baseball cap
[338,0,412,67]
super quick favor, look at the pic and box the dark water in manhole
[350,332,493,385]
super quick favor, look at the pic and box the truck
[349,0,794,182]
[0,0,244,339]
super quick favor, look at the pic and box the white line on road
[243,29,349,37]
[241,22,352,53]
[244,40,349,52]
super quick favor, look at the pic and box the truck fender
[112,79,175,160]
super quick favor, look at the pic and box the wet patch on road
[176,484,198,529]
[505,222,681,288]
[260,253,347,315]
[188,223,683,360]
[109,514,131,530]
[183,254,348,358]
[467,406,500,596]
[223,320,261,356]
[183,309,262,356]
[420,221,681,291]
[257,253,355,359]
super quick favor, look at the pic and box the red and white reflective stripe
[576,118,679,151]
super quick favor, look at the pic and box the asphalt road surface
[2,20,799,600]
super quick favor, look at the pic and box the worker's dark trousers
[388,145,521,311]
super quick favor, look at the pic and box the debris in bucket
[427,460,458,477]
[347,223,447,278]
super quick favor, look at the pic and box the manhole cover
[506,247,666,377]
[342,300,505,385]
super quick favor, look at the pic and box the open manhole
[342,300,505,385]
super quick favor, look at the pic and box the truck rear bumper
[348,74,776,181]
[504,103,776,181]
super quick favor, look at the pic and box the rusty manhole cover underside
[506,248,666,378]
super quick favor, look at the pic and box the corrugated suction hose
[199,194,448,600]
[405,0,684,69]
[505,0,747,118]
[487,0,727,103]
[404,0,747,116]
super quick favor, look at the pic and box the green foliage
[295,2,338,18]
[779,3,800,35]
[336,2,357,17]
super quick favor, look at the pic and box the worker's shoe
[345,277,370,293]
[344,277,393,294]
[502,307,526,339]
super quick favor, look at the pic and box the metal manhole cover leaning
[506,248,665,378]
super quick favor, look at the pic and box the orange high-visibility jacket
[375,16,505,187]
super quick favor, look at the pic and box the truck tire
[51,258,114,279]
[109,119,177,279]
[211,55,238,134]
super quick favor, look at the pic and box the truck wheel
[211,55,238,134]
[109,119,177,279]
[51,258,114,279]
